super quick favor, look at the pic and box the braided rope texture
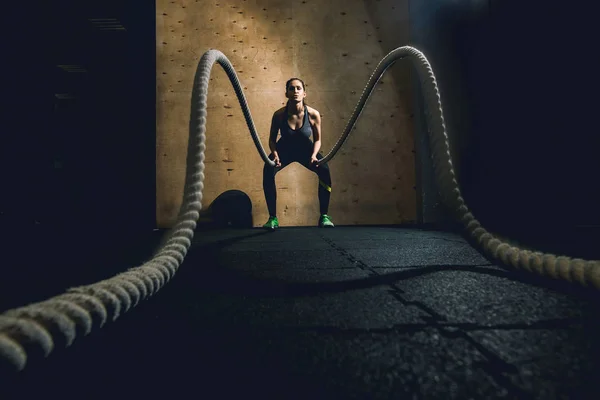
[1,46,598,374]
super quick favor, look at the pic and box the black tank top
[279,106,312,140]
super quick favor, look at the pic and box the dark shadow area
[0,226,164,312]
[459,0,600,246]
[1,0,156,309]
[408,0,600,248]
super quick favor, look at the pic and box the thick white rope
[0,46,598,374]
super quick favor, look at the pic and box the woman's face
[286,80,306,102]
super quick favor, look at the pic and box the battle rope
[1,46,598,374]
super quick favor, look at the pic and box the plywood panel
[157,0,416,228]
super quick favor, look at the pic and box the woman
[262,78,334,230]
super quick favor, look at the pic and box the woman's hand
[310,155,319,167]
[273,154,281,167]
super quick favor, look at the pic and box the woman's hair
[285,77,308,107]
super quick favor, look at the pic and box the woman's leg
[299,146,332,216]
[314,156,332,215]
[262,140,290,217]
[262,153,279,217]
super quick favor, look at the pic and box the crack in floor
[319,233,533,397]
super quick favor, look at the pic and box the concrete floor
[3,226,599,399]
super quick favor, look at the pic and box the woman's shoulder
[306,105,321,117]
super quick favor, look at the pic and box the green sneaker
[263,216,279,230]
[319,214,334,228]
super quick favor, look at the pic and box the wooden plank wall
[156,0,416,228]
